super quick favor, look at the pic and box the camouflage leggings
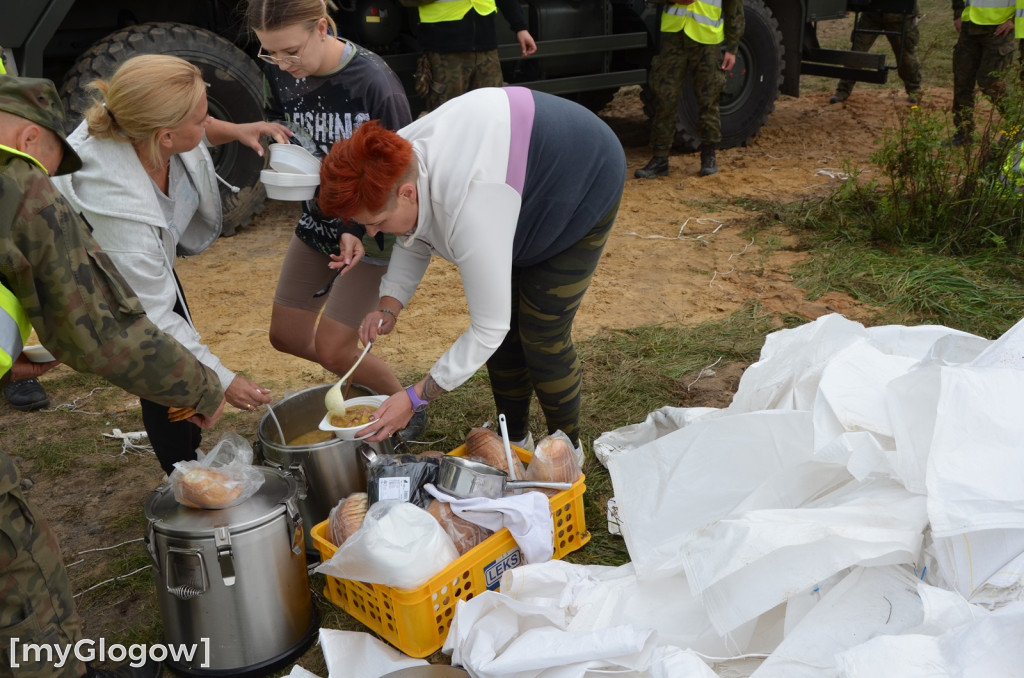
[418,50,505,112]
[486,199,620,446]
[1,454,85,678]
[648,30,725,152]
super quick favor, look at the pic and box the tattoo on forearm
[422,375,446,402]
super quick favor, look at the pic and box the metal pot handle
[358,443,378,465]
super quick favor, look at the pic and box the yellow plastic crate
[311,444,589,657]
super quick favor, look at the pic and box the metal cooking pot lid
[144,466,296,537]
[379,667,470,678]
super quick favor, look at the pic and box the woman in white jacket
[53,55,289,474]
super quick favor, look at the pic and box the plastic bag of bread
[464,426,527,479]
[327,492,368,546]
[170,432,265,509]
[426,498,492,555]
[524,430,581,490]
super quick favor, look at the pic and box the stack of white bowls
[261,143,321,200]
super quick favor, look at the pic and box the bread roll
[177,467,243,509]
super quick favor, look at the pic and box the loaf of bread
[464,427,527,478]
[426,499,491,555]
[328,492,368,546]
[525,434,581,485]
[177,467,243,509]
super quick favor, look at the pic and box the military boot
[634,156,669,179]
[699,144,717,176]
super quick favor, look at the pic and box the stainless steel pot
[256,383,394,557]
[144,466,316,676]
[437,456,571,499]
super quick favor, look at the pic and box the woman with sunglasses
[244,0,423,438]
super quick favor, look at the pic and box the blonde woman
[52,55,289,473]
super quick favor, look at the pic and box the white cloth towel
[424,483,554,563]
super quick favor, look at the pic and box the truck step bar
[800,47,890,84]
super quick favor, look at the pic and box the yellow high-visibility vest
[961,0,1015,26]
[1015,0,1024,37]
[661,1,725,45]
[419,0,497,23]
[0,283,31,379]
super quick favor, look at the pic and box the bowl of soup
[317,395,388,440]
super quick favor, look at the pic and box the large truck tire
[59,23,267,237]
[646,0,784,152]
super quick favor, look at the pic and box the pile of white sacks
[436,313,1024,677]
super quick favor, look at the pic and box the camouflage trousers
[1,453,85,678]
[835,11,922,96]
[647,30,725,152]
[486,199,620,446]
[953,22,1015,135]
[416,50,504,112]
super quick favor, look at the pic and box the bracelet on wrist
[379,308,395,317]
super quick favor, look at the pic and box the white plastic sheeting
[439,314,1024,678]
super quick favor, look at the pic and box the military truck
[1,0,912,234]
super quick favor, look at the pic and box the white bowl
[22,345,56,363]
[318,395,389,440]
[268,143,321,175]
[261,169,320,201]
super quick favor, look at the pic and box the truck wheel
[59,22,267,237]
[668,0,784,152]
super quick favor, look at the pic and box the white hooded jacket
[52,122,235,389]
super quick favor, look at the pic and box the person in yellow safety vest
[950,0,1016,147]
[1016,0,1024,82]
[0,50,52,410]
[998,137,1024,192]
[635,0,745,179]
[411,0,537,111]
[1,73,226,678]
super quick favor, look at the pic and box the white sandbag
[924,366,1024,536]
[499,560,760,659]
[593,406,719,467]
[607,410,816,580]
[728,314,870,414]
[751,566,923,678]
[865,323,988,363]
[928,528,1024,602]
[835,600,1024,678]
[970,315,1024,369]
[318,628,428,678]
[885,364,941,494]
[681,478,927,634]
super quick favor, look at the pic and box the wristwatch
[405,384,429,412]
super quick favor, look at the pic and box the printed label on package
[484,547,523,590]
[376,476,410,502]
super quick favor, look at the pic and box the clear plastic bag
[170,432,265,509]
[524,430,582,485]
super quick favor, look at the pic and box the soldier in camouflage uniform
[830,2,923,105]
[1,75,226,678]
[412,0,537,112]
[636,0,745,178]
[951,0,1016,145]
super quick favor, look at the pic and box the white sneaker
[574,443,584,468]
[513,432,535,452]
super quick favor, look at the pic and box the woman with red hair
[319,87,625,462]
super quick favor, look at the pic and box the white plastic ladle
[498,413,517,481]
[324,319,382,416]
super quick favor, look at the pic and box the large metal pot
[256,383,394,557]
[144,466,316,676]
